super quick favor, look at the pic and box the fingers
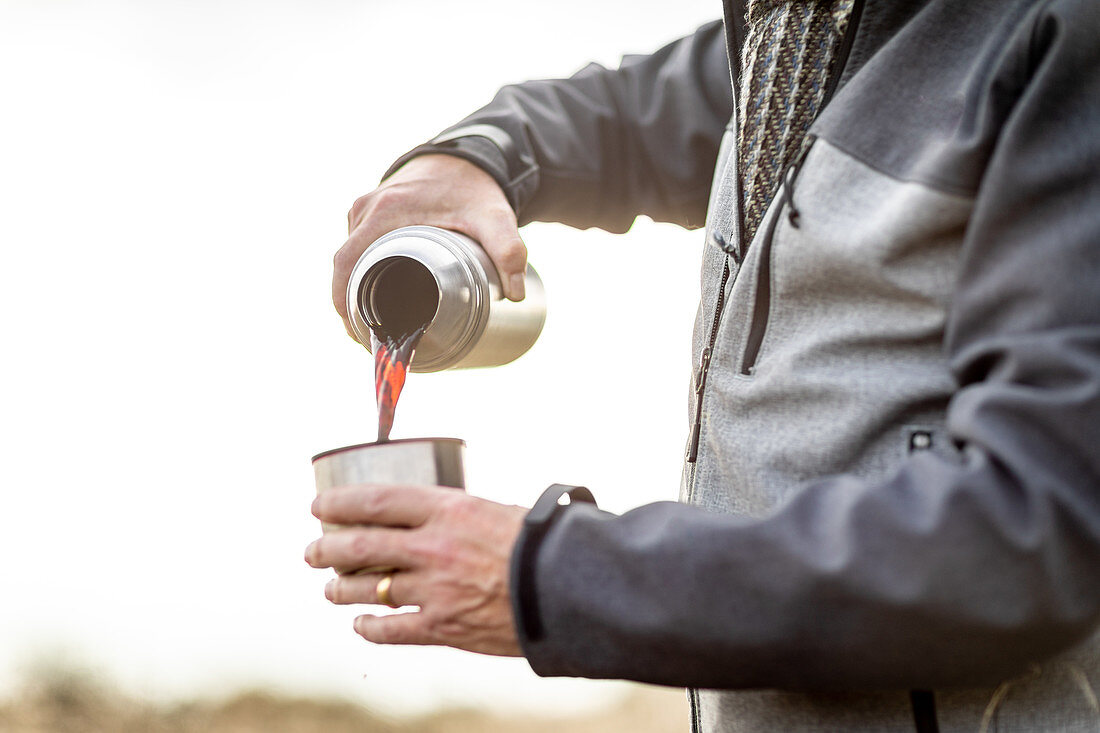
[469,206,527,301]
[353,612,431,646]
[326,571,419,608]
[304,526,417,573]
[333,189,406,335]
[351,610,524,657]
[332,225,381,336]
[312,484,455,527]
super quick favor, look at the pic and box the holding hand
[306,484,526,657]
[333,154,529,341]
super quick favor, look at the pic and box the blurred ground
[0,667,688,733]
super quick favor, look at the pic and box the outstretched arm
[332,21,733,336]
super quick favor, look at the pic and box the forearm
[514,408,1100,691]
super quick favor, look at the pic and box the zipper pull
[695,347,712,393]
[687,421,701,463]
[687,347,713,463]
[713,230,741,265]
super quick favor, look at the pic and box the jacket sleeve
[509,0,1100,690]
[385,20,734,232]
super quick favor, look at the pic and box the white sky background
[0,0,719,717]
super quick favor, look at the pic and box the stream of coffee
[371,325,427,443]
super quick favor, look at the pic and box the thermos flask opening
[347,226,545,372]
[360,256,441,335]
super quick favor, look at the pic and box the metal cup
[312,437,466,574]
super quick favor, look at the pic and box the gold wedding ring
[375,573,399,608]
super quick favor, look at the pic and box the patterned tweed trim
[738,0,853,242]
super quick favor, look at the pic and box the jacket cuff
[382,124,539,215]
[509,484,598,656]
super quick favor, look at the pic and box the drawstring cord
[780,141,813,229]
[780,163,802,228]
[979,664,1100,733]
[979,666,1041,733]
[978,679,1018,733]
[1067,663,1100,718]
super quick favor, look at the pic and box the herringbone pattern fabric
[738,0,853,242]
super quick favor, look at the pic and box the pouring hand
[333,154,528,342]
[306,484,526,657]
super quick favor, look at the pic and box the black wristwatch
[511,484,598,642]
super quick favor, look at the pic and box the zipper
[737,0,866,376]
[687,227,741,464]
[687,266,724,462]
[687,0,748,467]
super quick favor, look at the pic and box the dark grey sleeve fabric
[386,20,733,232]
[512,0,1100,691]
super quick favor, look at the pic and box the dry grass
[0,667,688,733]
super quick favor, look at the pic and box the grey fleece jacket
[389,1,1100,731]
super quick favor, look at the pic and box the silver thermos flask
[346,226,546,372]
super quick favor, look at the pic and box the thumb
[469,207,528,302]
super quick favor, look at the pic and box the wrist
[510,485,598,644]
[383,126,537,213]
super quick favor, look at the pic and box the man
[305,0,1100,730]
